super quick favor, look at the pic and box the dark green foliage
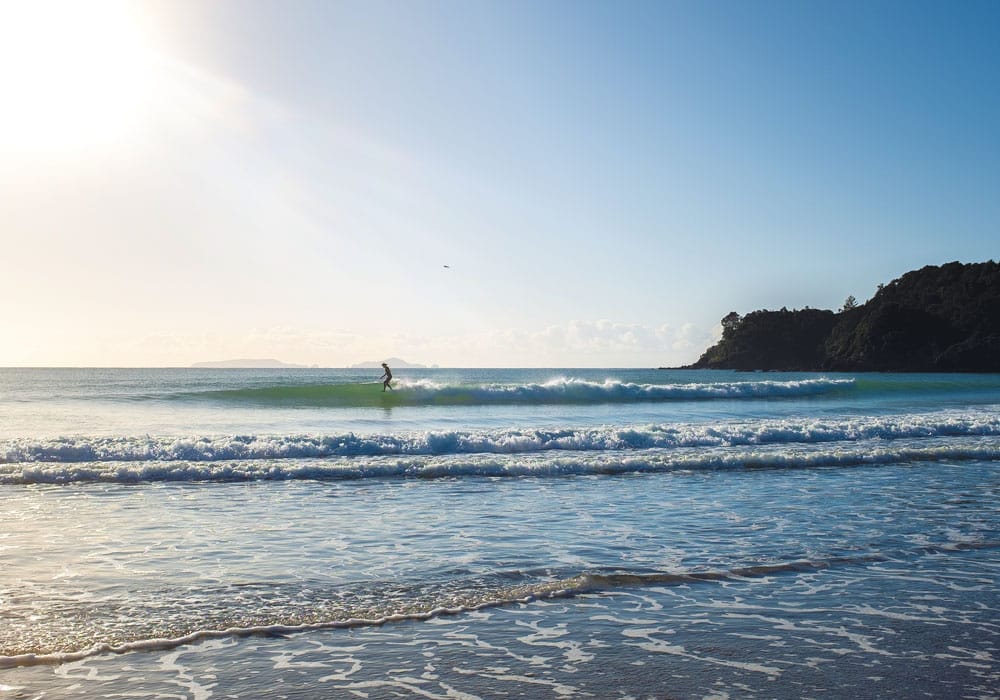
[688,261,1000,372]
[694,308,837,371]
[721,311,742,337]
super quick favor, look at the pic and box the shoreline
[5,538,997,698]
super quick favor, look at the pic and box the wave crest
[3,441,999,485]
[3,411,998,468]
[192,377,856,407]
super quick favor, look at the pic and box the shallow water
[1,368,998,697]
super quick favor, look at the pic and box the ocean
[1,368,998,699]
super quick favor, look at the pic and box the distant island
[683,261,1000,372]
[191,359,315,369]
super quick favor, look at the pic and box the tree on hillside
[721,312,742,337]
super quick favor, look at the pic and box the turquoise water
[1,368,998,698]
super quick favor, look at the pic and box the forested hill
[686,261,1000,372]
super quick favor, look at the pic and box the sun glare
[0,0,163,154]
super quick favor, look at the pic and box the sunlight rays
[0,0,164,153]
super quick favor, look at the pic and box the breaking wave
[3,411,998,468]
[3,436,999,486]
[187,377,856,407]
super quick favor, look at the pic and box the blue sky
[1,0,997,366]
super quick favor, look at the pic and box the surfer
[380,363,393,391]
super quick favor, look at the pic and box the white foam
[394,377,855,403]
[1,439,998,484]
[0,581,584,669]
[2,409,999,475]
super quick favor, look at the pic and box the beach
[5,0,999,695]
[1,368,998,698]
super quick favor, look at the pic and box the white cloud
[351,320,713,368]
